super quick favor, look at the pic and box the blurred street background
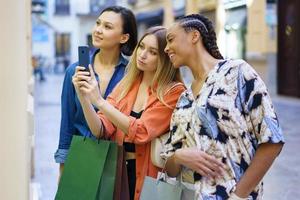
[1,0,299,200]
[31,1,300,199]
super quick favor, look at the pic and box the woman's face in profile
[92,11,124,49]
[165,24,190,68]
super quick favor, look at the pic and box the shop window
[55,33,71,71]
[55,0,70,15]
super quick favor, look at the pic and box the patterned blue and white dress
[162,59,284,200]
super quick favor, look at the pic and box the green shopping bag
[97,139,118,199]
[55,135,118,200]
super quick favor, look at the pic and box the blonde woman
[72,26,185,200]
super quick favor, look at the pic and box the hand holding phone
[78,46,90,71]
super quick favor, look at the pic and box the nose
[95,25,103,34]
[139,49,147,59]
[164,44,169,53]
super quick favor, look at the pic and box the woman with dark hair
[162,14,284,200]
[72,26,185,200]
[54,6,138,178]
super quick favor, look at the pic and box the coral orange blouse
[97,75,185,200]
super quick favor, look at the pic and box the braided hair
[178,14,223,59]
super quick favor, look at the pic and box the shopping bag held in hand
[55,135,118,200]
[140,171,195,200]
[113,146,130,200]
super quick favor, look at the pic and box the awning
[32,15,56,31]
[136,8,164,24]
[135,8,185,25]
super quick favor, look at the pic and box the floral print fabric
[162,59,284,200]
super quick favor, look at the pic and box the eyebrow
[140,42,158,51]
[166,33,173,40]
[149,47,158,51]
[96,19,114,26]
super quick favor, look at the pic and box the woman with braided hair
[162,14,284,200]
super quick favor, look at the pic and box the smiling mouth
[94,36,103,40]
[168,53,175,60]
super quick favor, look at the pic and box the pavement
[32,74,62,200]
[32,73,300,200]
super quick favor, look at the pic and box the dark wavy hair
[178,14,223,59]
[100,6,138,56]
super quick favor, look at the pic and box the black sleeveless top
[125,110,143,200]
[124,110,143,153]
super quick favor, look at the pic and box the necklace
[191,72,209,98]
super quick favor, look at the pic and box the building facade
[31,0,300,97]
[32,0,123,73]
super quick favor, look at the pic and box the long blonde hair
[116,26,182,106]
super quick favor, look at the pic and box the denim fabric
[54,49,128,163]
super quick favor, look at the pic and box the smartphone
[78,46,90,71]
